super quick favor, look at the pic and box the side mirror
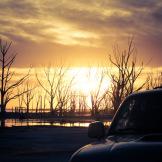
[88,121,105,140]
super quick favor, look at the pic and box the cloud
[0,0,162,66]
[0,0,161,44]
[152,6,162,22]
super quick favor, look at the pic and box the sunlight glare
[69,67,111,96]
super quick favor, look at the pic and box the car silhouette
[70,89,162,162]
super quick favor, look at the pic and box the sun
[69,67,111,96]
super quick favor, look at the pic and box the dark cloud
[152,6,162,22]
[0,0,40,18]
[113,0,158,8]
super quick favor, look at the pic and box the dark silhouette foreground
[0,126,92,162]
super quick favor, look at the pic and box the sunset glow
[0,0,162,67]
[1,1,162,161]
[69,68,111,95]
[7,67,111,109]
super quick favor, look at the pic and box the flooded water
[3,119,111,128]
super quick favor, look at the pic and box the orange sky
[0,0,162,67]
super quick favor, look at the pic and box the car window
[111,92,162,134]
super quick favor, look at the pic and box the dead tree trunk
[0,39,28,127]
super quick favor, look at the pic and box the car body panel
[70,134,162,162]
[70,89,162,162]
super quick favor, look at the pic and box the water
[4,119,111,128]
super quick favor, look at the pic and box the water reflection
[4,119,111,128]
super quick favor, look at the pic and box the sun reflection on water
[5,119,111,128]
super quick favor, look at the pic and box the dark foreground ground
[0,126,92,162]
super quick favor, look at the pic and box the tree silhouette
[36,66,69,114]
[0,39,28,115]
[87,68,107,116]
[108,38,147,112]
[56,74,75,116]
[147,72,162,89]
[22,79,34,114]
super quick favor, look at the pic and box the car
[69,89,162,162]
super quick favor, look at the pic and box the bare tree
[102,93,112,113]
[36,66,68,114]
[17,87,24,112]
[56,73,75,116]
[35,93,41,113]
[78,94,87,114]
[108,38,147,112]
[69,92,77,115]
[0,39,28,115]
[87,68,107,116]
[22,80,34,114]
[147,72,162,89]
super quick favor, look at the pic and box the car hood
[70,134,162,162]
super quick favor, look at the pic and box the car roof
[128,89,162,98]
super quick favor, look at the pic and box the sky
[0,0,162,67]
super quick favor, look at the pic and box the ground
[0,126,93,162]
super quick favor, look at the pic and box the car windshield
[110,91,162,134]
